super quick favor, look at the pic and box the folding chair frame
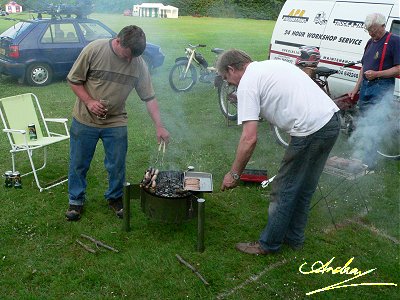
[0,93,70,192]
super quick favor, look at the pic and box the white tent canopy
[132,3,178,18]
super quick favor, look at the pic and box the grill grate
[324,156,368,180]
[145,170,191,198]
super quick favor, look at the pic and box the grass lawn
[0,13,399,299]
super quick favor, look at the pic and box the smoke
[349,89,398,165]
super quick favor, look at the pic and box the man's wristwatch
[230,171,240,180]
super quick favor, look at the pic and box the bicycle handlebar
[188,44,207,48]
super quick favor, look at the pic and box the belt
[364,77,394,83]
[363,78,394,86]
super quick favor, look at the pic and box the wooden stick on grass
[76,239,96,254]
[80,234,119,253]
[175,254,209,286]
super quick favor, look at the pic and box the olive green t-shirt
[67,39,155,128]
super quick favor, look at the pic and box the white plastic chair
[0,93,70,192]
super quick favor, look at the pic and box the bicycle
[376,98,400,160]
[169,44,224,92]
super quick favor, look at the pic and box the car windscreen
[0,22,31,39]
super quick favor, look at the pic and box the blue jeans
[359,78,394,115]
[259,113,340,252]
[68,118,128,206]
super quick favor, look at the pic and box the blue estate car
[0,16,165,86]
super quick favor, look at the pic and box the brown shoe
[65,204,83,221]
[235,241,271,255]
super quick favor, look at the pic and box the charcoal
[142,170,192,198]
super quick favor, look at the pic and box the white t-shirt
[237,60,339,136]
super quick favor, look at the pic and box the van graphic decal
[333,19,364,28]
[283,9,308,23]
[271,49,363,72]
[289,9,305,17]
[278,31,363,45]
[275,40,306,49]
[314,11,328,25]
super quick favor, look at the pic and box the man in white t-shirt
[217,49,340,255]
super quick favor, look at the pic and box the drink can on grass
[12,171,22,189]
[4,170,13,188]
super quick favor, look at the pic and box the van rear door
[269,0,335,64]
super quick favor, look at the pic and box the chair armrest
[45,118,70,138]
[3,129,30,147]
[3,129,26,134]
[44,118,68,123]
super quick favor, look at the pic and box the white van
[268,0,400,99]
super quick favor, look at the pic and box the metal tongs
[155,140,166,166]
[261,175,276,188]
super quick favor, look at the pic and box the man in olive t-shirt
[65,25,169,221]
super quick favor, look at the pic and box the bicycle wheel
[270,124,290,148]
[169,61,197,92]
[218,81,237,121]
[377,118,400,160]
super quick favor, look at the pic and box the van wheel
[26,63,53,86]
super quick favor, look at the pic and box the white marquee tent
[132,3,178,18]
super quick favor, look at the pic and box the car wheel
[142,54,154,74]
[26,63,53,86]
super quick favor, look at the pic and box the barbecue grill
[123,169,213,252]
[141,170,200,222]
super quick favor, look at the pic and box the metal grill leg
[197,198,205,252]
[123,182,131,232]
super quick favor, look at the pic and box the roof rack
[31,0,93,19]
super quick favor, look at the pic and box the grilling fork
[155,140,166,166]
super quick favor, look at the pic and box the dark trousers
[259,113,340,252]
